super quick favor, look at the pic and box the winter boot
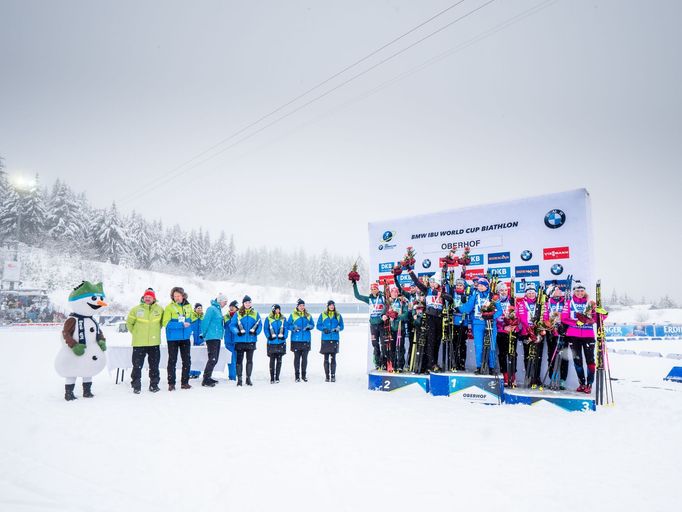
[168,383,176,391]
[474,368,481,375]
[325,375,330,382]
[180,383,192,389]
[246,377,253,386]
[237,377,243,386]
[82,382,94,398]
[583,384,592,394]
[576,384,585,393]
[331,375,336,382]
[201,380,216,387]
[149,384,160,393]
[64,384,77,401]
[302,374,308,382]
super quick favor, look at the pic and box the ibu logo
[379,262,394,273]
[382,230,394,243]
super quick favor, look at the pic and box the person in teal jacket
[189,303,204,379]
[352,281,386,369]
[288,298,315,382]
[316,300,344,382]
[386,286,409,371]
[229,295,262,386]
[223,300,238,380]
[200,294,227,387]
[264,304,289,383]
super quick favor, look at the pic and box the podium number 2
[383,380,391,390]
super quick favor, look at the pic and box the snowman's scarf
[69,313,99,345]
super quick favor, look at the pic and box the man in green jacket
[127,288,164,394]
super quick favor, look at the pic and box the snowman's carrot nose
[97,299,108,307]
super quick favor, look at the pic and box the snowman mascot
[55,281,108,401]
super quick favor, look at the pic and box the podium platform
[503,388,596,412]
[429,372,504,405]
[368,371,430,393]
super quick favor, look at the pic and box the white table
[107,344,233,383]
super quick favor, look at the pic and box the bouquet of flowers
[576,301,595,325]
[347,261,360,283]
[400,246,417,270]
[459,246,472,266]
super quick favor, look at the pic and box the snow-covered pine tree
[18,174,47,245]
[97,202,128,265]
[127,211,152,268]
[225,234,237,277]
[46,181,82,247]
[210,231,230,279]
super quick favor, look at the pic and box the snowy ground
[1,326,681,512]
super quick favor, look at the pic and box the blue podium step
[368,371,430,393]
[503,388,596,412]
[430,372,504,405]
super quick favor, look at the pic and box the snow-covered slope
[19,248,353,314]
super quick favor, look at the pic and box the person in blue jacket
[229,295,262,386]
[316,300,344,382]
[264,304,288,384]
[223,300,238,381]
[200,294,227,387]
[288,298,315,382]
[189,303,204,379]
[455,277,503,375]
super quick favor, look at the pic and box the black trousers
[131,346,160,389]
[453,324,468,370]
[369,322,385,368]
[425,314,443,370]
[497,332,518,375]
[568,336,596,385]
[236,348,254,379]
[203,339,221,382]
[520,336,544,386]
[546,334,569,381]
[324,353,337,377]
[293,349,309,378]
[167,340,191,385]
[269,354,283,380]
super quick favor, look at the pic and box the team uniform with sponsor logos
[450,287,470,371]
[264,312,288,383]
[288,309,315,381]
[496,294,517,377]
[386,295,409,370]
[229,307,262,385]
[126,299,164,392]
[162,300,196,388]
[561,295,597,390]
[515,296,544,386]
[544,296,569,383]
[353,281,387,369]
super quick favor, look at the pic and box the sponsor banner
[378,262,394,273]
[544,279,570,292]
[515,280,541,294]
[396,274,413,286]
[487,251,511,264]
[543,246,570,260]
[430,374,503,405]
[464,268,485,280]
[487,266,511,279]
[605,324,682,338]
[515,265,540,278]
[378,275,394,285]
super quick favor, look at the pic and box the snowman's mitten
[98,340,107,352]
[72,344,86,356]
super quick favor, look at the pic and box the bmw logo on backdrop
[520,250,533,261]
[544,209,566,229]
[550,263,564,275]
[422,259,431,269]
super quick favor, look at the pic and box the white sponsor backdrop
[368,188,594,295]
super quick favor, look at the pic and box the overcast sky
[1,0,680,300]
